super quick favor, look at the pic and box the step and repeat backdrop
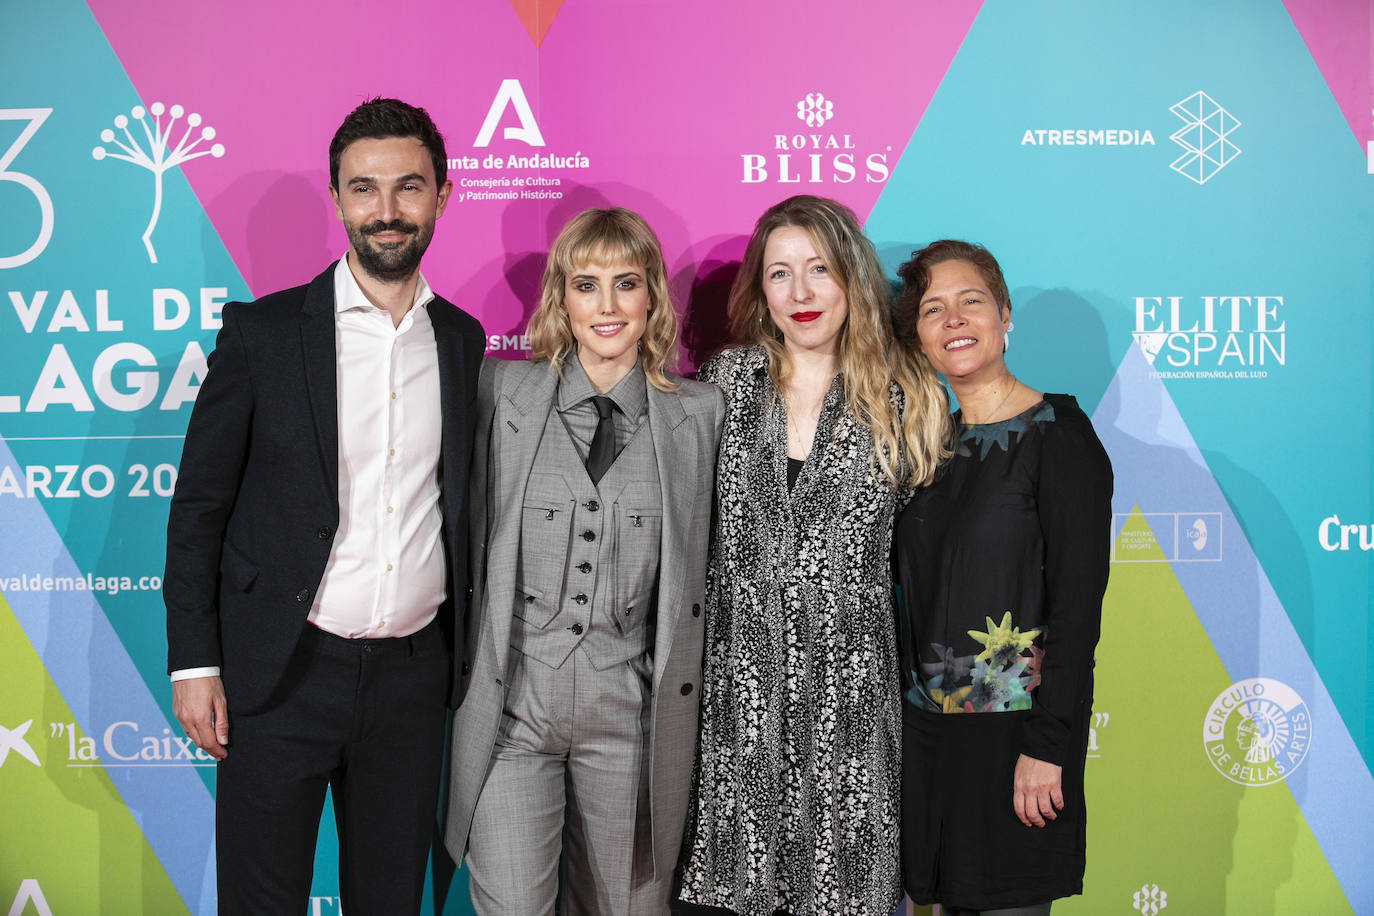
[1,0,1370,913]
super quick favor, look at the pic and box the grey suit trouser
[466,645,663,915]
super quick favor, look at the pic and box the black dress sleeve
[1020,402,1113,765]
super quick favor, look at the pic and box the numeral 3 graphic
[0,108,55,269]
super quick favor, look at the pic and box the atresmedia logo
[1169,91,1240,185]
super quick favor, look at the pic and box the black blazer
[163,262,484,713]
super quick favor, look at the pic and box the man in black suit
[164,98,484,915]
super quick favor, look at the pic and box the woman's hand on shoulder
[1013,753,1063,828]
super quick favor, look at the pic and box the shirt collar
[557,352,648,419]
[332,253,435,316]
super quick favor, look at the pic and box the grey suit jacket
[444,356,724,881]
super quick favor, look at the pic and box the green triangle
[0,592,188,914]
[1053,509,1350,913]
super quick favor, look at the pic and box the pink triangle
[1283,0,1372,149]
[84,0,984,333]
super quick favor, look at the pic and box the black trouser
[215,621,448,916]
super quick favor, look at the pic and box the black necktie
[586,395,616,484]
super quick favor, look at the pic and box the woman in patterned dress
[891,241,1112,915]
[676,195,950,915]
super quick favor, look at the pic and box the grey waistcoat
[511,403,662,670]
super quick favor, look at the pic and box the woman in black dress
[891,241,1112,915]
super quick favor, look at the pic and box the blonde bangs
[529,207,681,391]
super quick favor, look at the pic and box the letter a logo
[6,879,54,916]
[473,79,546,148]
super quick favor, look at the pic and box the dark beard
[346,218,434,282]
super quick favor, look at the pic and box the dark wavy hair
[894,240,1010,350]
[329,98,447,190]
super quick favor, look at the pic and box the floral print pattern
[678,346,902,916]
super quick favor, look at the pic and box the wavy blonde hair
[528,207,680,392]
[727,195,951,487]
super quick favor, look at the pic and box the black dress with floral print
[893,395,1112,910]
[677,346,903,916]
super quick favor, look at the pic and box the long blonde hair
[528,207,680,392]
[727,195,951,486]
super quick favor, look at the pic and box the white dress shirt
[171,255,446,681]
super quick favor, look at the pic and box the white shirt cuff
[170,667,221,682]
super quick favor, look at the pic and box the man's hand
[173,676,229,760]
[1013,753,1062,827]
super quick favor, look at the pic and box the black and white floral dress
[677,346,902,916]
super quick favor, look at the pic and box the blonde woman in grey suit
[444,207,725,915]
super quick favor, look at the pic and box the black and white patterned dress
[678,346,903,916]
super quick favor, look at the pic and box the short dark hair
[328,98,448,190]
[894,239,1010,345]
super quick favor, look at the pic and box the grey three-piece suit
[444,355,723,914]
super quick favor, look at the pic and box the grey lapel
[647,383,696,690]
[485,361,560,682]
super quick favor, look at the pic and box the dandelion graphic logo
[796,93,833,128]
[1132,883,1168,914]
[92,102,225,263]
